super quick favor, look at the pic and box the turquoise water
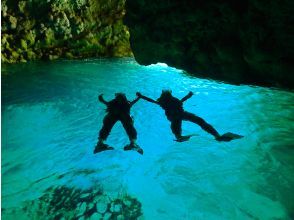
[2,58,294,219]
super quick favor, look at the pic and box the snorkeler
[136,90,238,142]
[94,93,143,154]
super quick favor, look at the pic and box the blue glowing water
[2,58,294,219]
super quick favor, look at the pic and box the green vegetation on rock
[1,0,133,63]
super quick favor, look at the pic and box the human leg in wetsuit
[182,111,221,138]
[170,118,183,140]
[99,114,118,140]
[94,113,118,153]
[120,115,137,144]
[95,113,141,153]
[98,114,138,143]
[120,115,143,154]
[169,112,221,140]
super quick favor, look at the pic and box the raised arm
[136,92,159,104]
[98,94,109,105]
[181,91,193,102]
[130,96,140,106]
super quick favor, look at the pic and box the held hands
[181,91,194,102]
[98,94,104,102]
[136,92,143,97]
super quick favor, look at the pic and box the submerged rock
[103,212,112,220]
[96,196,109,213]
[111,203,122,213]
[90,212,102,220]
[77,202,87,216]
[1,0,132,63]
[2,185,143,219]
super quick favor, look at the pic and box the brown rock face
[125,0,294,89]
[1,0,132,63]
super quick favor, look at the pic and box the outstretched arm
[181,91,193,102]
[98,94,109,105]
[136,92,159,104]
[130,96,140,106]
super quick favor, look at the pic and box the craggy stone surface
[2,186,143,219]
[1,0,132,63]
[125,0,294,89]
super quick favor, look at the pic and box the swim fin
[174,135,193,142]
[216,132,244,142]
[94,143,114,154]
[124,144,143,155]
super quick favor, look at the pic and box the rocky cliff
[1,0,132,63]
[125,0,294,89]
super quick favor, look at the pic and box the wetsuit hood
[115,93,128,104]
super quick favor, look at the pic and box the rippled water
[2,58,294,219]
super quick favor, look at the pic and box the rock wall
[1,0,132,63]
[125,0,294,89]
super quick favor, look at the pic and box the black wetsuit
[141,93,219,138]
[99,97,138,141]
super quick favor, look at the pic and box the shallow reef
[1,0,132,63]
[2,185,142,220]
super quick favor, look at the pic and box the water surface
[2,58,294,219]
